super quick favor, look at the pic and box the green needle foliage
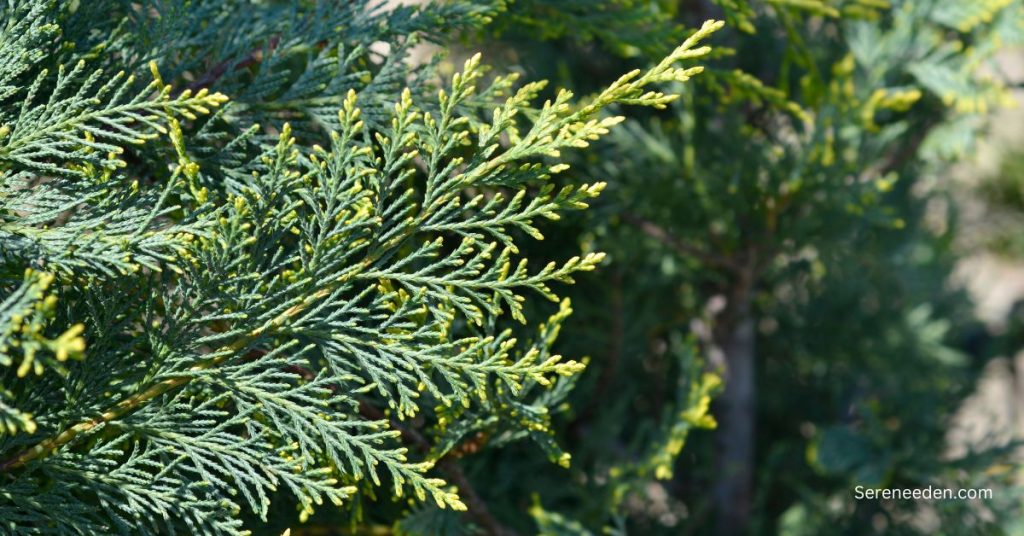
[0,1,724,533]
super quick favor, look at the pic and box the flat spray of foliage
[0,0,724,533]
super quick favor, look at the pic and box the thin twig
[621,212,736,270]
[358,402,518,536]
[186,36,280,92]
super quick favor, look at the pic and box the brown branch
[621,212,737,271]
[186,36,280,92]
[288,364,511,535]
[855,116,941,182]
[358,402,517,536]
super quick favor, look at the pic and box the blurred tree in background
[462,0,1024,534]
[2,1,1024,535]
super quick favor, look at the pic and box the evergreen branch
[0,12,724,530]
[0,22,723,467]
[359,401,517,536]
[0,61,227,177]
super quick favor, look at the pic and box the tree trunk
[713,294,756,535]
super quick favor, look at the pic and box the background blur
[436,1,1024,535]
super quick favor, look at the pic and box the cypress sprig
[0,1,722,532]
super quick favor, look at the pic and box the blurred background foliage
[434,0,1024,534]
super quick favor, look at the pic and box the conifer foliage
[0,1,722,533]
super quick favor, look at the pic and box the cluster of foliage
[0,0,725,534]
[3,0,1023,534]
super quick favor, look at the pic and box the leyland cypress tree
[0,1,725,533]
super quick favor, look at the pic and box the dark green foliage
[0,1,728,534]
